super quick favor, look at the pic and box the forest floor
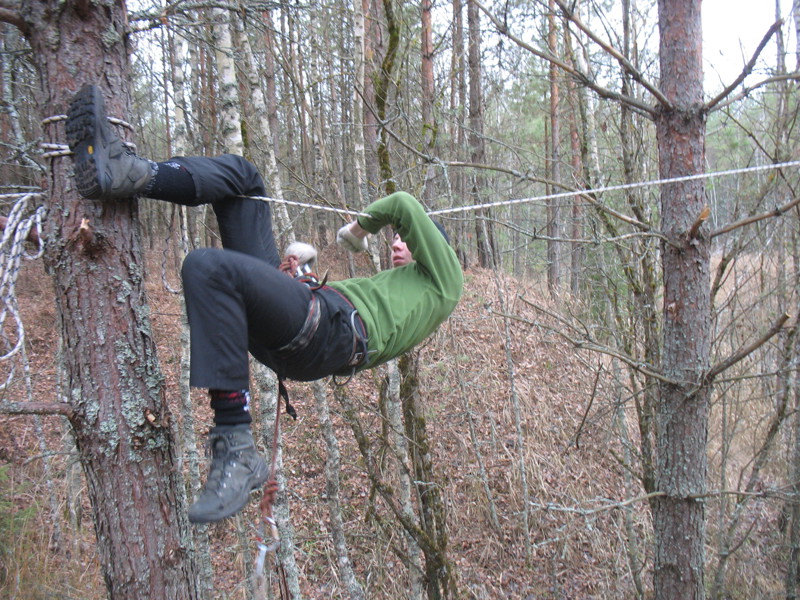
[0,242,789,599]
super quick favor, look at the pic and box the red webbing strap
[253,394,287,597]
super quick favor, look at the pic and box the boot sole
[65,85,108,200]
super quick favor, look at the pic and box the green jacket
[328,192,464,370]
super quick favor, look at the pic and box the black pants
[171,155,360,389]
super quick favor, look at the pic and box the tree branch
[509,297,675,384]
[0,402,73,418]
[710,72,800,111]
[473,0,656,117]
[705,19,784,111]
[707,313,791,380]
[0,2,28,36]
[711,192,800,238]
[554,0,671,109]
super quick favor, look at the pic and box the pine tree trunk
[546,0,561,295]
[19,2,200,598]
[467,0,494,268]
[653,1,709,598]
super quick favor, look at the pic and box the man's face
[391,233,413,267]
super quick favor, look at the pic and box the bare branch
[472,0,656,117]
[706,20,784,111]
[707,313,791,380]
[360,78,660,234]
[0,3,28,36]
[554,0,672,109]
[710,71,800,111]
[711,192,800,238]
[687,205,710,240]
[507,297,675,384]
[0,402,73,418]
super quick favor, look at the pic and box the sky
[702,0,796,90]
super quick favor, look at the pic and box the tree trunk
[19,2,200,598]
[420,0,437,202]
[450,0,468,266]
[211,7,243,154]
[653,1,709,598]
[376,0,399,195]
[314,380,366,600]
[467,0,494,268]
[546,0,561,295]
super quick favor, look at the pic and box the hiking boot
[188,424,269,524]
[284,241,317,276]
[65,84,155,200]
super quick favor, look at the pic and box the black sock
[145,161,199,206]
[209,389,252,426]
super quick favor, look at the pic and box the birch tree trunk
[18,2,200,598]
[236,10,292,239]
[315,380,365,600]
[210,7,243,154]
[450,0,468,265]
[387,360,424,599]
[351,0,369,208]
[653,1,709,598]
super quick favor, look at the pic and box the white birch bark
[387,360,424,599]
[253,365,302,600]
[314,380,365,600]
[233,11,292,238]
[210,7,243,154]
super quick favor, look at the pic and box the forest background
[0,0,799,599]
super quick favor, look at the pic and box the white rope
[241,160,800,219]
[0,194,47,390]
[39,114,136,159]
[427,160,800,217]
[243,195,369,218]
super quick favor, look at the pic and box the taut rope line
[244,159,800,218]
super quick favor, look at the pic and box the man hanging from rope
[64,84,463,524]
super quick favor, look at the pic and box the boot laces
[203,431,252,496]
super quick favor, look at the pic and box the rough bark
[653,1,709,598]
[315,380,366,600]
[210,7,243,154]
[387,360,424,599]
[375,0,399,195]
[547,0,561,294]
[398,352,459,599]
[19,2,200,598]
[420,0,437,202]
[467,0,495,268]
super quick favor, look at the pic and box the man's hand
[336,222,368,253]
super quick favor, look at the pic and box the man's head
[391,233,413,267]
[391,220,449,268]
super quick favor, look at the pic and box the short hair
[394,220,450,245]
[432,220,450,245]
